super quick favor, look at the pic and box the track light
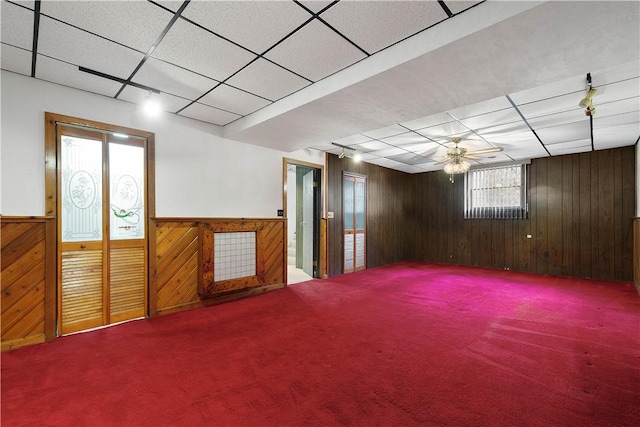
[579,73,597,116]
[332,142,359,161]
[579,88,597,108]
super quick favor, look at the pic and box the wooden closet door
[57,126,147,334]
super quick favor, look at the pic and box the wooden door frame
[44,112,156,335]
[282,158,326,280]
[343,172,367,273]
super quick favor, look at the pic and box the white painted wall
[0,70,325,217]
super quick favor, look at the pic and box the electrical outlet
[277,209,283,217]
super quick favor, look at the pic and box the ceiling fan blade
[434,157,453,165]
[466,147,504,155]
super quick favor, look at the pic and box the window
[464,164,527,219]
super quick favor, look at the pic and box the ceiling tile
[594,77,640,104]
[516,92,583,120]
[362,124,408,139]
[369,146,408,157]
[132,57,218,100]
[152,18,256,81]
[152,2,183,13]
[545,139,592,156]
[38,16,145,80]
[457,108,523,131]
[298,1,335,14]
[593,123,640,148]
[357,152,382,162]
[481,129,538,147]
[200,84,271,116]
[416,121,469,139]
[225,58,310,101]
[1,1,33,50]
[536,121,592,145]
[379,132,429,147]
[526,109,587,131]
[387,152,434,165]
[476,122,531,139]
[265,19,367,82]
[596,97,640,117]
[36,55,121,98]
[40,0,172,53]
[4,1,34,9]
[0,44,31,76]
[401,112,454,131]
[321,0,448,54]
[118,86,192,114]
[402,142,443,157]
[353,141,394,152]
[182,1,311,54]
[591,60,640,86]
[445,1,483,15]
[332,134,373,146]
[178,102,242,126]
[593,111,640,130]
[509,75,585,106]
[447,96,512,119]
[365,157,406,169]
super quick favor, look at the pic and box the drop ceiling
[1,0,638,174]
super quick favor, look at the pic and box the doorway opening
[284,161,322,284]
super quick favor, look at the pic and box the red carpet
[2,262,639,426]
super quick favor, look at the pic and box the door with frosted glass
[58,125,147,335]
[343,174,366,273]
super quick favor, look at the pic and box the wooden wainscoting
[1,217,56,351]
[150,218,286,316]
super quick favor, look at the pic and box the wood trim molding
[198,219,285,298]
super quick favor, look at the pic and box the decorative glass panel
[109,143,145,240]
[344,179,354,230]
[355,180,365,230]
[61,136,102,242]
[355,233,365,268]
[214,232,256,281]
[344,233,354,271]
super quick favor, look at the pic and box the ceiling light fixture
[579,73,597,116]
[444,158,470,182]
[332,142,360,161]
[142,91,161,117]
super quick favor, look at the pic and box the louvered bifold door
[59,127,106,334]
[58,126,147,335]
[108,140,146,323]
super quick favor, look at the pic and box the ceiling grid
[1,0,637,173]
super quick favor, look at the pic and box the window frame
[464,163,528,219]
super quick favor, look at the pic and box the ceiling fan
[436,137,504,182]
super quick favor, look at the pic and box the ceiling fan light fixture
[444,159,470,175]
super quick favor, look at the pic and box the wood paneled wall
[410,146,635,281]
[327,146,636,282]
[150,218,286,316]
[327,155,414,276]
[1,217,56,351]
[634,218,640,289]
